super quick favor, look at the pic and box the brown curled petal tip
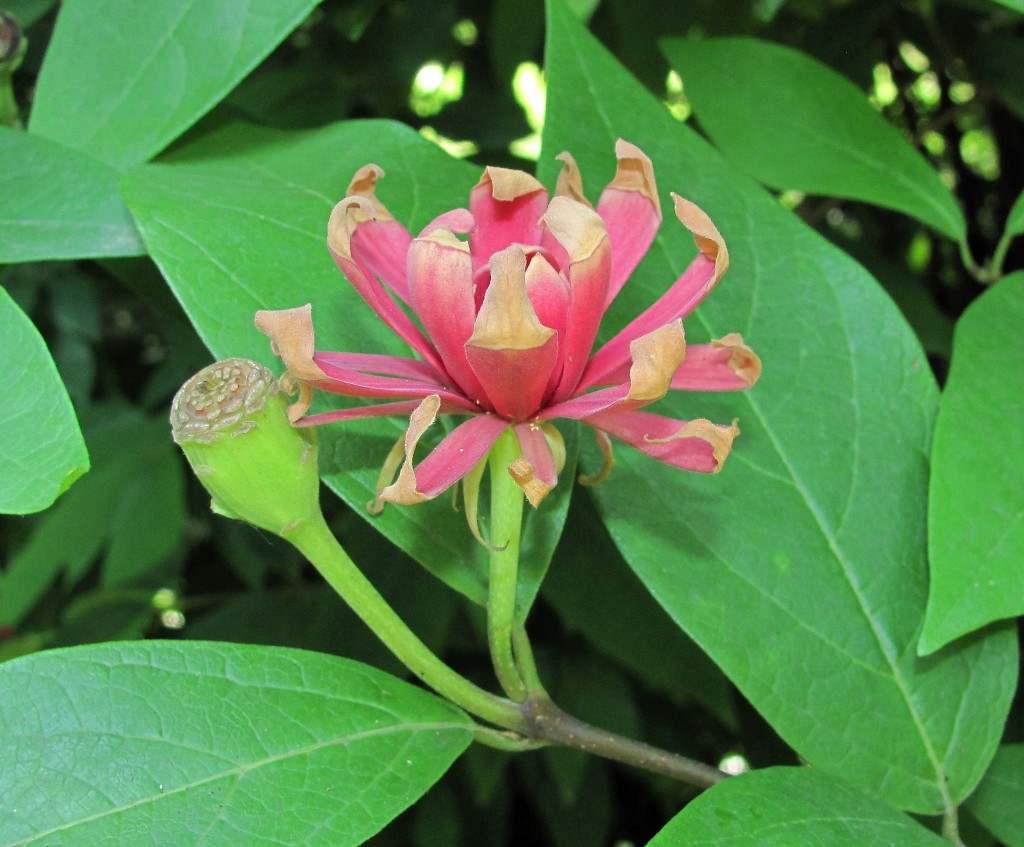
[646,418,740,472]
[714,333,762,388]
[555,152,591,206]
[671,194,729,280]
[254,305,326,383]
[540,195,608,262]
[345,164,395,219]
[508,456,553,507]
[626,321,687,404]
[478,166,546,202]
[377,395,441,505]
[610,140,661,215]
[327,195,378,258]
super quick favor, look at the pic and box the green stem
[486,430,529,701]
[284,514,525,731]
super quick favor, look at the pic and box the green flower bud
[170,358,321,536]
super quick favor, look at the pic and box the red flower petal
[378,397,508,504]
[465,245,558,420]
[469,167,548,274]
[584,409,738,473]
[597,140,662,306]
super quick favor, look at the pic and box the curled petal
[598,140,662,304]
[329,166,414,303]
[554,152,591,206]
[586,409,739,473]
[541,321,685,421]
[510,421,563,506]
[672,193,728,282]
[671,334,762,391]
[469,167,548,273]
[466,245,558,419]
[578,428,614,486]
[540,196,612,403]
[254,305,327,382]
[378,398,508,505]
[579,198,729,392]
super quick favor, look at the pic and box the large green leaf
[29,0,322,169]
[0,128,143,262]
[1006,188,1024,240]
[921,272,1024,651]
[541,0,1016,815]
[0,641,471,846]
[661,37,965,241]
[0,285,88,514]
[646,767,947,846]
[965,744,1024,847]
[121,120,575,618]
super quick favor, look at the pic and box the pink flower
[256,141,760,513]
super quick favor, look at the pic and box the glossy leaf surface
[542,0,1016,814]
[661,37,965,240]
[921,272,1024,651]
[29,0,322,169]
[647,767,947,846]
[0,127,142,262]
[0,285,89,514]
[0,641,471,846]
[965,744,1024,847]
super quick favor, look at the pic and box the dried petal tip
[171,359,322,536]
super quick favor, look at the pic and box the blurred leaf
[0,127,143,262]
[921,271,1024,651]
[517,753,612,847]
[661,37,966,241]
[3,0,57,28]
[0,284,88,514]
[988,0,1024,12]
[122,120,576,619]
[543,0,1016,814]
[29,0,323,169]
[0,641,471,846]
[0,411,181,625]
[646,767,948,846]
[965,744,1024,847]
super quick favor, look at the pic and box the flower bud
[170,358,321,536]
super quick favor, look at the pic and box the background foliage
[1,0,1022,845]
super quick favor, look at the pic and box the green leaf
[661,37,966,241]
[0,285,89,513]
[121,121,575,617]
[966,744,1024,847]
[28,0,322,169]
[0,641,471,846]
[0,127,143,262]
[989,0,1024,12]
[921,272,1024,651]
[542,0,1017,815]
[0,411,180,624]
[646,767,948,846]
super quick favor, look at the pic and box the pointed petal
[311,353,479,410]
[671,335,762,391]
[541,321,685,421]
[466,245,558,420]
[301,399,439,427]
[314,351,447,383]
[554,152,591,206]
[378,398,507,505]
[469,167,548,273]
[254,305,327,382]
[585,409,739,473]
[540,196,612,403]
[510,421,562,506]
[333,164,414,303]
[328,196,446,374]
[407,227,491,405]
[597,140,662,304]
[579,198,729,392]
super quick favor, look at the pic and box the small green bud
[170,358,321,536]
